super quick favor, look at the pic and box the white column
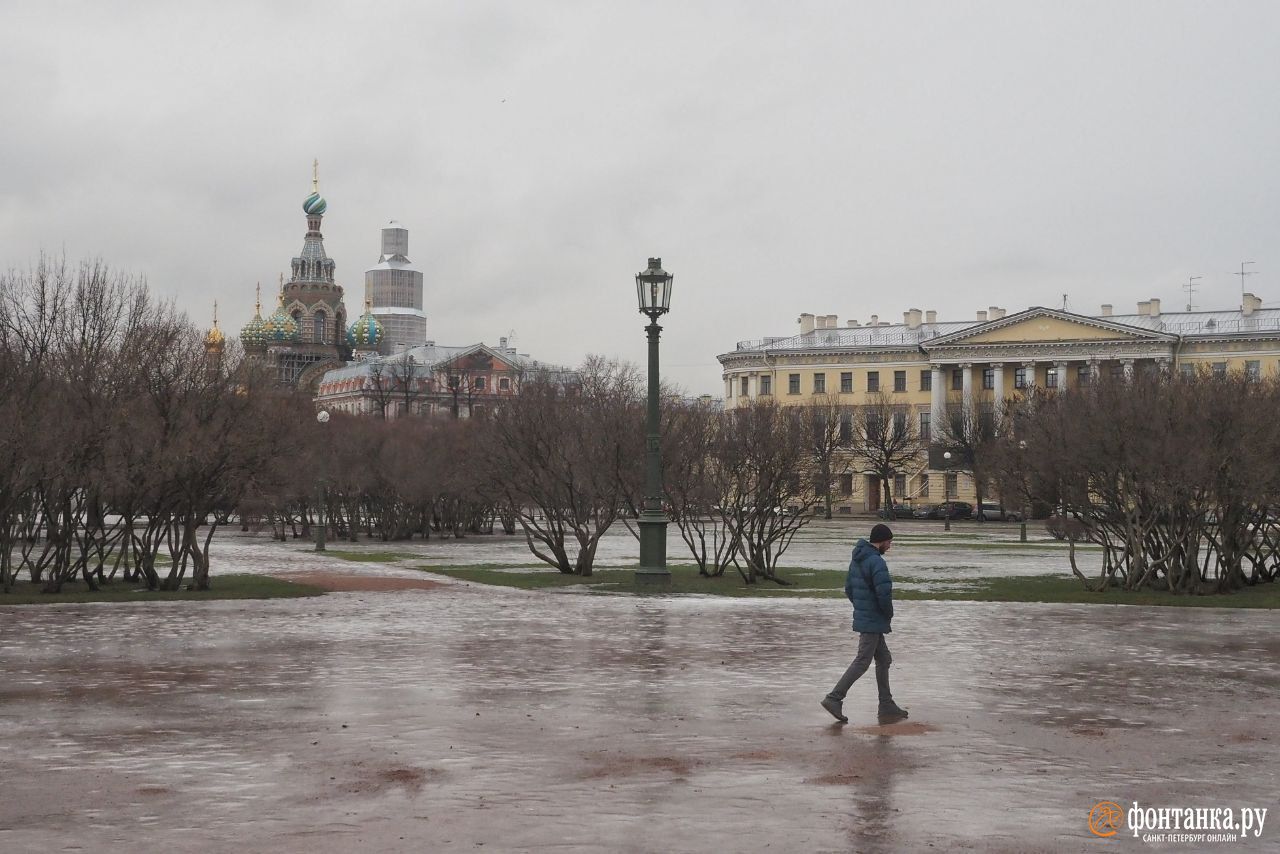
[1089,358,1101,383]
[1055,360,1069,391]
[960,362,974,431]
[1122,359,1135,383]
[930,364,945,441]
[1022,360,1037,390]
[991,362,1005,413]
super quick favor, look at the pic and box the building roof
[317,341,573,387]
[724,305,1280,357]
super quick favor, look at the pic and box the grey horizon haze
[3,1,1278,396]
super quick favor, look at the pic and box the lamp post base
[636,512,669,586]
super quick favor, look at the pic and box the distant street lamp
[1019,439,1029,543]
[635,257,673,586]
[942,451,952,532]
[315,410,330,552]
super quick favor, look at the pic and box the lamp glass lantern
[635,257,673,317]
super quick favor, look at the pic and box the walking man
[821,523,909,725]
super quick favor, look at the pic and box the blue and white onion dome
[347,299,383,350]
[263,294,299,342]
[303,190,327,216]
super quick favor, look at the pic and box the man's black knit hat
[869,523,894,543]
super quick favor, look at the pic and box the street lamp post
[315,410,330,552]
[1019,439,1029,543]
[634,257,673,586]
[942,450,952,532]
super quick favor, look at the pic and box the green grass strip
[0,573,325,606]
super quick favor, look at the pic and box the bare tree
[712,401,820,585]
[849,394,923,517]
[800,394,858,520]
[482,357,640,575]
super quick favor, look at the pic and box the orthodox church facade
[232,164,567,406]
[239,165,370,390]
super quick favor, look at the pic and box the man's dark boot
[820,696,848,723]
[877,700,909,725]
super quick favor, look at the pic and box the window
[920,370,932,391]
[814,373,826,394]
[499,377,511,391]
[1110,364,1125,380]
[981,368,993,389]
[788,374,800,394]
[1078,365,1092,386]
[1212,362,1227,377]
[919,411,930,443]
[840,474,854,496]
[894,370,906,392]
[313,312,326,341]
[867,371,880,393]
[1179,364,1195,379]
[893,411,907,436]
[1014,367,1027,389]
[952,369,964,391]
[475,376,486,391]
[945,472,959,499]
[840,372,853,393]
[741,376,749,396]
[838,411,852,443]
[1045,367,1058,389]
[894,473,906,497]
[918,473,929,498]
[1245,360,1260,380]
[760,375,772,395]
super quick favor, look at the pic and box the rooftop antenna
[1061,293,1068,311]
[1236,261,1257,308]
[1184,275,1202,312]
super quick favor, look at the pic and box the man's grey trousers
[827,632,893,703]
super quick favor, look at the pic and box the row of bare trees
[992,374,1280,593]
[0,258,290,592]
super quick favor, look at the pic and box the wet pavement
[1,532,1277,853]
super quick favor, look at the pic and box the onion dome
[264,293,300,342]
[203,301,225,353]
[303,191,327,216]
[303,158,327,215]
[239,285,268,348]
[346,298,383,351]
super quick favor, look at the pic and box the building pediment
[922,307,1176,349]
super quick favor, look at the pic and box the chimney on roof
[1137,300,1151,316]
[976,310,988,322]
[499,336,507,349]
[925,310,937,324]
[1148,298,1161,318]
[825,314,838,329]
[989,306,1006,320]
[1243,292,1262,316]
[869,314,879,325]
[1101,304,1113,317]
[798,313,815,334]
[846,319,859,327]
[905,308,922,329]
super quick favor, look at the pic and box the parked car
[929,501,974,520]
[977,502,1021,522]
[877,503,913,519]
[912,504,934,519]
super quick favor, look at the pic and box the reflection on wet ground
[1,533,1276,852]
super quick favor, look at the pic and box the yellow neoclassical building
[717,295,1280,513]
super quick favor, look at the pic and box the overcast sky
[3,1,1278,395]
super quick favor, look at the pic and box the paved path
[1,536,1276,852]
